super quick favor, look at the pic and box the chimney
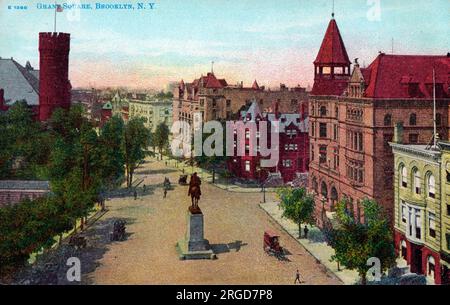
[394,122,404,144]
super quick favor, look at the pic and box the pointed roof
[252,80,260,90]
[314,18,350,65]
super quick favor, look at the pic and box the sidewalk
[259,201,360,285]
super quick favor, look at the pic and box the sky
[0,0,449,90]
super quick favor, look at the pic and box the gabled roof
[0,58,40,106]
[362,54,450,99]
[314,19,350,65]
[252,80,260,90]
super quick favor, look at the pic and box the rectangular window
[311,144,315,161]
[401,203,407,223]
[428,213,436,238]
[415,211,421,239]
[226,100,231,107]
[311,122,316,137]
[333,124,338,141]
[447,234,450,251]
[245,161,251,172]
[319,145,327,164]
[320,123,327,138]
[358,133,363,151]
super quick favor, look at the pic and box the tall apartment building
[172,72,308,126]
[391,140,450,284]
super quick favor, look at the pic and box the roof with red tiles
[314,18,350,66]
[362,53,450,99]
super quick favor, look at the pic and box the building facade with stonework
[308,15,450,226]
[227,101,309,184]
[173,72,308,126]
[391,140,450,285]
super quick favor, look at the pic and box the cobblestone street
[75,158,341,285]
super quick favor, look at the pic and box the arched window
[401,240,407,259]
[384,114,392,126]
[409,113,417,126]
[413,168,421,194]
[427,173,436,198]
[428,256,436,278]
[401,165,408,188]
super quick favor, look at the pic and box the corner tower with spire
[311,14,351,96]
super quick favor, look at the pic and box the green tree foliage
[0,105,151,271]
[122,117,151,187]
[97,115,125,188]
[153,122,170,159]
[277,187,315,238]
[0,101,50,179]
[154,90,173,100]
[0,196,72,271]
[328,198,396,285]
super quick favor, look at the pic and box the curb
[258,202,351,285]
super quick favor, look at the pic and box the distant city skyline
[0,0,449,90]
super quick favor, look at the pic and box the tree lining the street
[122,117,151,187]
[0,105,151,273]
[153,122,169,160]
[277,187,315,238]
[325,198,396,285]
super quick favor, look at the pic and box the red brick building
[38,32,71,121]
[228,101,309,184]
[308,16,450,226]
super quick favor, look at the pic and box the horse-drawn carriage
[178,175,188,185]
[263,230,286,260]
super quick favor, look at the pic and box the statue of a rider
[188,172,202,212]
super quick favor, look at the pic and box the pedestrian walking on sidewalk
[304,225,309,239]
[294,269,302,284]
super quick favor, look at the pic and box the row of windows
[400,166,436,198]
[242,159,306,171]
[347,130,364,152]
[384,113,442,127]
[400,203,436,240]
[347,161,364,184]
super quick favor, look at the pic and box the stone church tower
[38,32,71,121]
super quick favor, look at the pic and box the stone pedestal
[176,209,215,260]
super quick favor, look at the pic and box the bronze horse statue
[188,172,202,211]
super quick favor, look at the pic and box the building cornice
[390,143,441,162]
